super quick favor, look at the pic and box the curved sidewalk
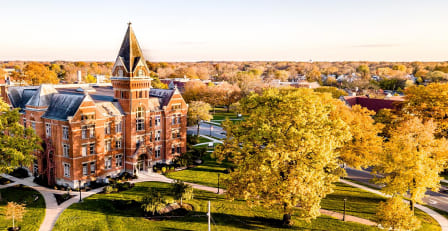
[1,174,104,231]
[341,179,448,231]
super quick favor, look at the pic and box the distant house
[342,95,405,112]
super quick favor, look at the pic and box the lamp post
[343,198,347,221]
[217,173,220,194]
[210,125,213,137]
[79,180,82,202]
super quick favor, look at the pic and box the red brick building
[1,24,188,188]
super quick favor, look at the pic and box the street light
[210,125,213,137]
[79,180,82,202]
[343,198,347,221]
[217,173,220,194]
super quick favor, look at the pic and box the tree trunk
[282,213,292,227]
[410,200,415,213]
[197,122,200,137]
[226,105,230,112]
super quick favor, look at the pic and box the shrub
[10,168,29,179]
[103,186,114,194]
[187,134,199,145]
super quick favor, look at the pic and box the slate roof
[42,94,85,121]
[149,88,175,107]
[117,23,145,73]
[7,86,39,111]
[26,84,58,108]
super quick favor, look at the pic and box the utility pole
[79,180,82,202]
[207,200,211,231]
[343,198,347,221]
[217,173,220,194]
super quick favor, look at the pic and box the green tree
[84,74,96,83]
[376,196,421,231]
[373,117,448,212]
[356,64,370,79]
[151,77,168,89]
[0,99,41,173]
[172,180,193,205]
[314,86,347,99]
[141,189,165,216]
[187,101,212,137]
[214,88,351,225]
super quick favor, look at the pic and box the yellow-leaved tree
[214,88,351,225]
[376,196,421,230]
[373,117,448,212]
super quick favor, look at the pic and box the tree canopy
[0,99,41,173]
[214,88,351,224]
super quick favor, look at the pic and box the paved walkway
[0,174,104,231]
[320,209,377,226]
[341,179,448,231]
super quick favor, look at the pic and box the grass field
[197,136,214,143]
[166,152,231,188]
[0,185,45,231]
[54,181,382,231]
[210,108,246,125]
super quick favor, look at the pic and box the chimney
[77,70,82,83]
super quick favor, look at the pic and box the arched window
[118,69,123,77]
[136,107,145,131]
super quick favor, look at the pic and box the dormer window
[118,70,123,77]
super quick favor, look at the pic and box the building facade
[1,24,188,188]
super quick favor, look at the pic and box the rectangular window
[116,138,122,149]
[105,156,112,169]
[120,91,124,99]
[172,104,181,110]
[31,122,36,130]
[105,122,111,134]
[82,145,87,157]
[63,163,70,177]
[177,115,181,124]
[155,130,161,141]
[90,162,96,174]
[62,126,69,140]
[81,126,87,139]
[89,143,95,155]
[177,146,181,154]
[23,118,26,128]
[116,121,122,133]
[172,146,175,154]
[155,146,161,158]
[45,123,51,137]
[172,116,176,125]
[149,118,152,127]
[63,143,69,157]
[136,118,144,131]
[116,154,123,167]
[177,131,181,138]
[155,116,160,126]
[105,140,111,152]
[89,126,95,138]
[82,163,88,176]
[172,131,176,139]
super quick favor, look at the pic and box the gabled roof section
[42,93,85,121]
[149,88,175,107]
[116,23,148,74]
[7,86,39,111]
[26,84,58,108]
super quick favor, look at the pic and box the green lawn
[210,109,246,125]
[166,152,231,188]
[0,185,45,231]
[198,136,214,143]
[54,181,380,231]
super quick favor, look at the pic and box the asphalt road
[187,122,226,139]
[346,167,448,212]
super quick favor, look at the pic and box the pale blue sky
[1,0,447,61]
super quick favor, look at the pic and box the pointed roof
[116,23,146,73]
[26,84,58,108]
